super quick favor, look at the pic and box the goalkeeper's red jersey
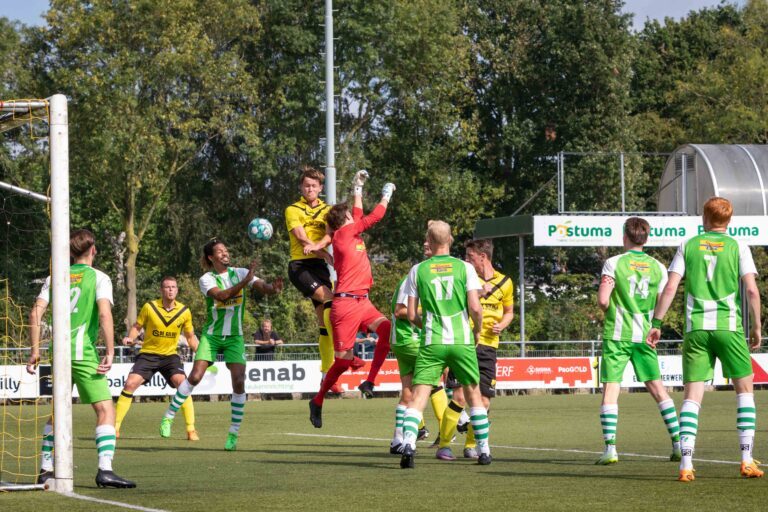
[332,204,386,294]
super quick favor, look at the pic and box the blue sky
[0,0,749,28]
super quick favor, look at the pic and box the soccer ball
[248,218,273,243]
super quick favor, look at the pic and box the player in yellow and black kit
[435,238,514,461]
[116,276,200,440]
[285,166,363,390]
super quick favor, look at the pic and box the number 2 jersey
[602,251,667,343]
[37,263,113,362]
[668,232,757,334]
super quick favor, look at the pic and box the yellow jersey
[285,197,331,261]
[136,299,194,356]
[477,271,514,349]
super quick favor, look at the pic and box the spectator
[354,331,378,360]
[253,319,284,361]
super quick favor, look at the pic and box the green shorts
[683,330,753,382]
[392,343,420,377]
[413,344,479,387]
[196,334,246,364]
[72,360,111,404]
[601,339,661,383]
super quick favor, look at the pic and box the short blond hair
[703,196,733,227]
[427,220,453,247]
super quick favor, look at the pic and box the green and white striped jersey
[669,231,757,333]
[38,264,113,362]
[403,255,481,346]
[199,267,259,337]
[391,275,420,347]
[601,251,667,343]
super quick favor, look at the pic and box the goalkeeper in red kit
[306,171,396,427]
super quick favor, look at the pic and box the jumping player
[285,166,363,392]
[647,197,763,481]
[400,221,491,468]
[595,217,681,465]
[26,229,136,488]
[116,276,200,440]
[160,238,282,451]
[308,173,395,427]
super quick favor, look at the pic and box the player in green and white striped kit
[647,197,763,481]
[399,220,489,468]
[161,238,282,451]
[596,217,681,465]
[26,229,135,488]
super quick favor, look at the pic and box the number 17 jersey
[602,251,667,343]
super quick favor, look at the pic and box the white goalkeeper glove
[382,182,396,202]
[352,169,369,196]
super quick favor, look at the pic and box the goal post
[0,94,71,493]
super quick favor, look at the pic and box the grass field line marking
[63,492,169,512]
[282,432,740,466]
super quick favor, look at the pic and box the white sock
[95,425,116,471]
[679,399,701,471]
[458,409,470,427]
[737,393,756,463]
[41,423,54,471]
[229,393,246,435]
[393,404,406,445]
[600,404,618,451]
[402,408,423,449]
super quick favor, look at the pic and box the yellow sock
[439,400,463,449]
[430,386,448,426]
[319,302,334,373]
[180,396,196,432]
[115,391,133,432]
[464,424,476,450]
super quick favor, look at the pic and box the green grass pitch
[3,391,766,511]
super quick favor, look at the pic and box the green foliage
[4,0,768,344]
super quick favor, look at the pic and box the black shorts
[476,344,497,398]
[288,258,332,298]
[130,353,185,386]
[446,345,497,398]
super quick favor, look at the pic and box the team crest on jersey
[356,242,366,252]
[430,263,453,274]
[629,260,650,273]
[699,240,724,252]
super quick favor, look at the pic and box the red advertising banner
[495,358,594,388]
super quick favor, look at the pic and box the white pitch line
[62,492,169,512]
[282,432,740,466]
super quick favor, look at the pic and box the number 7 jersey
[668,231,757,334]
[602,250,667,343]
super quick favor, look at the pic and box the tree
[28,0,263,327]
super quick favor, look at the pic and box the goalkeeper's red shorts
[330,294,384,351]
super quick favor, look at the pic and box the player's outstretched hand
[352,169,369,187]
[382,182,396,201]
[749,325,762,350]
[122,336,135,346]
[646,327,661,349]
[25,353,40,375]
[271,277,284,294]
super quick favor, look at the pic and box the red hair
[703,197,733,227]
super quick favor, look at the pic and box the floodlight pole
[519,236,526,356]
[324,0,336,206]
[49,94,73,494]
